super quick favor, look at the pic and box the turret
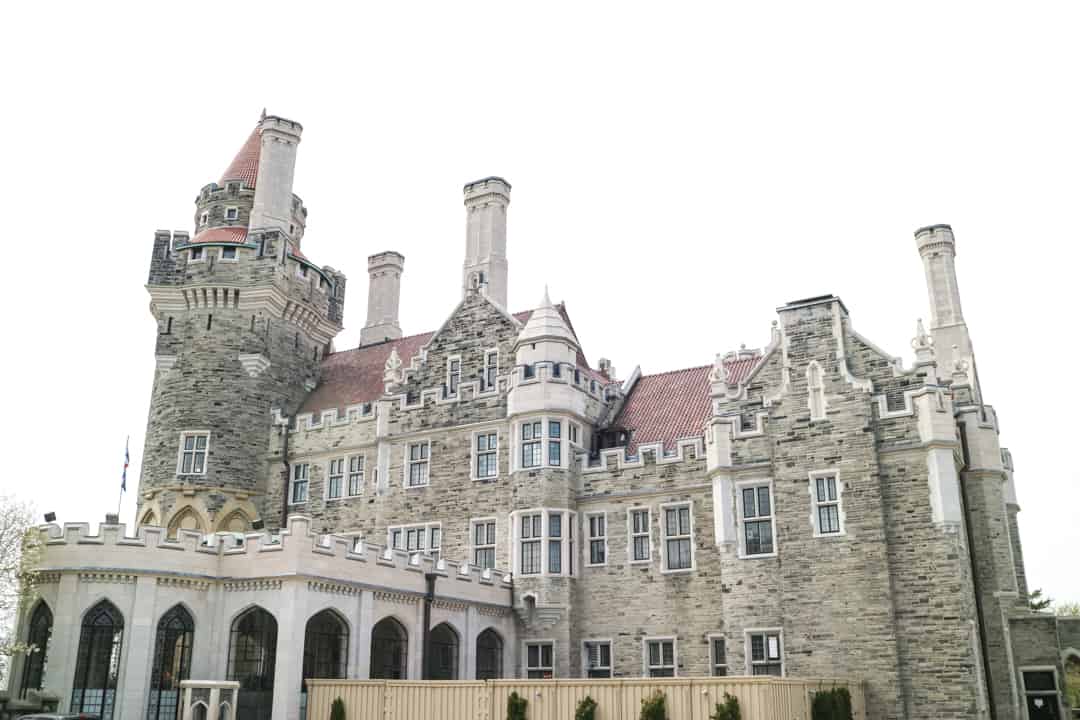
[361,251,405,346]
[915,224,974,390]
[462,177,511,308]
[250,113,304,239]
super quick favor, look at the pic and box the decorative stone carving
[383,346,404,391]
[237,353,271,378]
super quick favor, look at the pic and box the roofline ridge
[638,364,712,379]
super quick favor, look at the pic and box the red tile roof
[613,366,713,453]
[723,354,761,385]
[220,124,261,188]
[190,226,248,244]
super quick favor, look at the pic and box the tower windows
[162,316,172,335]
[289,463,309,504]
[521,421,542,469]
[738,481,776,558]
[548,421,561,466]
[225,206,239,221]
[176,432,209,475]
[190,247,204,262]
[515,417,567,470]
[199,211,209,226]
[221,246,237,260]
[405,441,430,487]
[809,471,845,536]
[206,314,213,331]
[660,502,694,572]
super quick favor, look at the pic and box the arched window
[217,510,251,534]
[147,605,194,720]
[807,361,826,420]
[71,599,124,720]
[19,601,52,697]
[228,607,277,720]
[370,617,408,679]
[167,507,205,539]
[476,628,503,680]
[140,510,159,527]
[429,623,459,680]
[303,609,349,682]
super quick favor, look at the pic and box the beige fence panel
[384,681,486,720]
[489,681,559,720]
[306,680,386,720]
[549,680,624,720]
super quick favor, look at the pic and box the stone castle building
[7,112,1078,720]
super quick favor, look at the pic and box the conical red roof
[220,124,261,188]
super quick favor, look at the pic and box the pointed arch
[140,509,159,527]
[227,605,277,720]
[217,509,251,534]
[476,627,504,680]
[71,599,124,719]
[167,506,205,539]
[429,622,460,680]
[20,600,53,695]
[303,608,349,682]
[370,616,408,679]
[147,604,195,720]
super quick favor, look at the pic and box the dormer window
[225,207,239,221]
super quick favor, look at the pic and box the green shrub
[640,690,667,720]
[710,692,741,720]
[575,695,598,720]
[811,687,853,720]
[507,691,528,720]
[330,697,346,720]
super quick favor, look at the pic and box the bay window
[512,509,577,577]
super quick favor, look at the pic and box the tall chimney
[249,114,303,237]
[361,251,405,346]
[462,177,511,308]
[915,224,973,386]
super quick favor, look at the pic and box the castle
[6,112,1078,720]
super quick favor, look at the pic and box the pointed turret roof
[515,287,579,349]
[219,121,262,188]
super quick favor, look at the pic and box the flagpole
[117,435,129,519]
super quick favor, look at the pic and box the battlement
[36,514,512,607]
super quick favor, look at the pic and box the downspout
[958,420,997,720]
[279,419,291,529]
[423,573,437,680]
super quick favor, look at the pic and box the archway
[217,510,251,533]
[19,601,52,697]
[303,609,348,681]
[70,599,124,720]
[140,509,159,527]
[167,507,205,539]
[147,604,194,720]
[429,623,459,680]
[370,617,408,679]
[476,628,503,680]
[227,606,278,720]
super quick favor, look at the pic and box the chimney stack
[915,224,973,381]
[249,115,303,237]
[361,251,405,346]
[462,177,511,308]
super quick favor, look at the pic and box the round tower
[139,113,346,537]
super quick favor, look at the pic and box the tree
[1028,588,1053,613]
[330,697,346,720]
[0,494,42,686]
[1055,601,1080,617]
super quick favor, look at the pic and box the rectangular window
[447,358,461,396]
[548,513,562,574]
[741,484,775,556]
[523,364,535,380]
[583,641,612,678]
[472,518,497,569]
[630,508,651,563]
[484,350,498,390]
[221,246,237,260]
[327,458,344,500]
[548,421,562,466]
[177,432,209,474]
[406,441,430,487]
[521,421,542,468]
[711,637,728,676]
[475,432,498,479]
[520,514,543,575]
[225,206,239,221]
[347,455,364,496]
[525,642,554,679]
[662,504,693,571]
[812,473,842,535]
[569,423,580,445]
[646,638,676,677]
[388,523,441,561]
[190,247,203,261]
[587,513,607,566]
[748,631,783,676]
[199,211,209,226]
[290,463,309,504]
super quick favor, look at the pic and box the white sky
[0,2,1075,603]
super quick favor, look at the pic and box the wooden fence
[306,677,866,720]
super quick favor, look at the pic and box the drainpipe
[423,573,437,679]
[279,419,291,529]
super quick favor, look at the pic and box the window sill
[739,552,778,559]
[660,567,695,575]
[812,530,846,539]
[403,484,430,490]
[472,475,499,483]
[287,501,308,507]
[584,562,608,568]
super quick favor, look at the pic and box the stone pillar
[48,574,80,711]
[464,606,480,680]
[271,583,305,720]
[250,115,303,237]
[119,575,158,716]
[360,252,405,346]
[355,592,374,679]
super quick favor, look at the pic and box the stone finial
[770,320,781,345]
[383,346,404,390]
[710,353,729,385]
[911,318,935,364]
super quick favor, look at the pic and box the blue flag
[122,436,129,492]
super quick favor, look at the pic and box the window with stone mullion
[520,514,542,575]
[749,632,782,676]
[742,486,774,556]
[815,476,841,534]
[521,421,543,468]
[347,456,364,495]
[408,442,429,486]
[476,432,498,479]
[327,458,344,499]
[178,433,208,474]
[663,505,692,570]
[647,639,675,677]
[473,519,496,569]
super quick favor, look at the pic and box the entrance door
[1024,669,1063,720]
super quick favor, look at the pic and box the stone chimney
[249,114,303,237]
[361,251,405,346]
[462,177,511,308]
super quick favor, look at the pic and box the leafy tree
[330,697,346,720]
[710,692,741,720]
[1055,601,1080,617]
[1028,588,1053,612]
[507,691,528,720]
[640,690,667,720]
[575,695,598,720]
[0,494,41,686]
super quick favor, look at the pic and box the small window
[484,350,498,390]
[256,238,266,257]
[297,264,308,278]
[569,423,580,445]
[388,523,441,562]
[748,631,783,676]
[406,442,430,487]
[523,364,535,380]
[447,358,461,396]
[199,211,209,226]
[190,247,203,261]
[811,473,843,535]
[525,642,554,679]
[521,421,542,468]
[227,182,239,194]
[711,637,727,676]
[520,513,543,575]
[225,207,239,221]
[347,456,364,496]
[548,421,561,466]
[177,432,209,474]
[472,518,496,569]
[583,640,611,678]
[629,508,651,563]
[290,463,309,504]
[586,513,607,566]
[221,246,237,260]
[645,638,676,677]
[327,458,344,500]
[475,432,498,479]
[662,504,693,571]
[740,484,775,557]
[548,513,562,574]
[551,362,562,378]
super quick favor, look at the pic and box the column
[48,573,80,711]
[354,592,372,679]
[119,575,159,716]
[271,582,305,720]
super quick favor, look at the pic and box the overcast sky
[0,2,1075,603]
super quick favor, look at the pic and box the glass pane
[662,642,673,666]
[751,635,764,662]
[665,509,677,536]
[549,514,562,538]
[679,507,690,534]
[528,644,539,667]
[549,421,561,438]
[184,436,194,451]
[757,487,771,516]
[549,540,562,573]
[816,477,826,502]
[541,644,552,667]
[827,477,837,501]
[195,436,206,450]
[1024,671,1057,692]
[742,488,756,517]
[713,638,726,665]
[649,642,660,666]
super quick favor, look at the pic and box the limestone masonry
[7,112,1077,720]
